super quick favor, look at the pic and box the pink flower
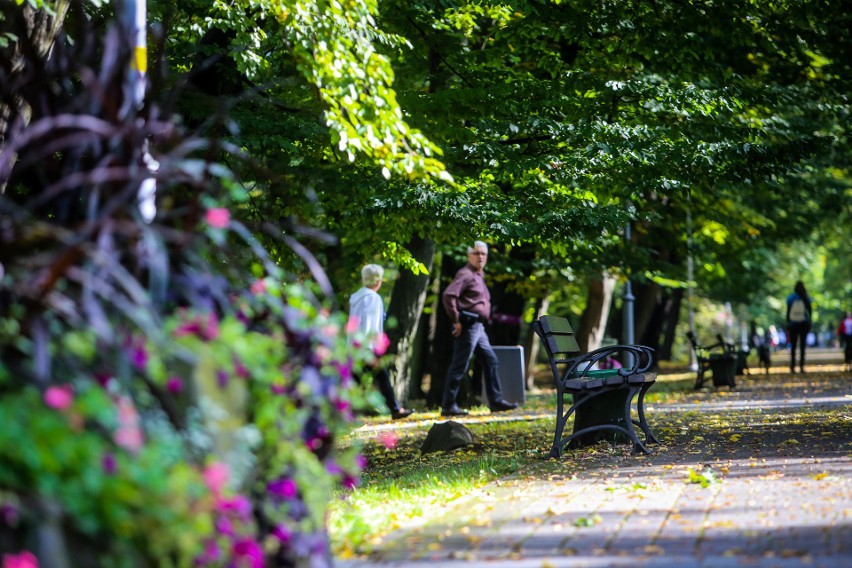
[215,515,234,537]
[232,539,264,568]
[373,333,391,356]
[114,395,144,453]
[102,453,117,474]
[267,478,297,499]
[175,312,219,341]
[250,279,266,295]
[345,316,359,334]
[334,359,353,382]
[129,341,148,371]
[197,540,220,564]
[44,385,73,410]
[378,431,399,450]
[206,208,230,229]
[166,377,183,394]
[217,495,252,520]
[272,524,292,544]
[203,462,230,497]
[233,358,250,379]
[94,373,114,388]
[2,551,39,568]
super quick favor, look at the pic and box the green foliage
[0,4,395,564]
[687,467,719,488]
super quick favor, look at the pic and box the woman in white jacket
[348,264,413,419]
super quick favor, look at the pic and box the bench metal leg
[621,388,651,455]
[634,383,660,444]
[694,366,706,389]
[551,388,652,457]
[549,393,569,458]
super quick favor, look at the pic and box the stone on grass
[420,420,474,454]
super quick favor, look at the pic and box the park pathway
[336,348,852,568]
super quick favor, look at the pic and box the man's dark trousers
[443,322,503,408]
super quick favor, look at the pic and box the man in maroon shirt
[440,241,519,416]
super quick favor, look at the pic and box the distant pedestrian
[348,264,414,420]
[786,280,813,373]
[440,241,518,417]
[837,311,852,372]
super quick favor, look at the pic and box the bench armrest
[559,344,654,381]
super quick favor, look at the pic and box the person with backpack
[837,311,852,372]
[786,280,813,373]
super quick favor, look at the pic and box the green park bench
[686,331,738,389]
[532,315,659,457]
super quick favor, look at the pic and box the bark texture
[385,236,435,403]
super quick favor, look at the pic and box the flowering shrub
[0,272,377,567]
[0,7,376,567]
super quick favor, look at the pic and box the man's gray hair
[361,264,384,287]
[468,240,488,254]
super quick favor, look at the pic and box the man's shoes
[489,399,519,413]
[391,408,414,420]
[440,405,469,417]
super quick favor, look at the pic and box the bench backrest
[534,315,655,387]
[686,331,725,360]
[535,315,581,361]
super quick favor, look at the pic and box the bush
[0,4,371,566]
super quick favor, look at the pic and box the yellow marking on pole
[134,46,147,74]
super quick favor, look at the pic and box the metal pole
[725,301,733,342]
[687,205,698,371]
[120,0,147,110]
[119,1,157,223]
[623,218,635,341]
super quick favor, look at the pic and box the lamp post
[687,205,698,371]
[623,220,635,346]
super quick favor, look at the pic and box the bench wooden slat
[538,315,581,355]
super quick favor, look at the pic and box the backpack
[789,297,808,323]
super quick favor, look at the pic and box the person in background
[440,241,518,417]
[348,264,413,420]
[837,311,852,373]
[786,280,813,373]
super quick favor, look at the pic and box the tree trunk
[385,236,435,404]
[657,287,684,361]
[576,273,616,353]
[423,253,462,407]
[634,280,662,348]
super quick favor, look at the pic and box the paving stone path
[337,352,852,568]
